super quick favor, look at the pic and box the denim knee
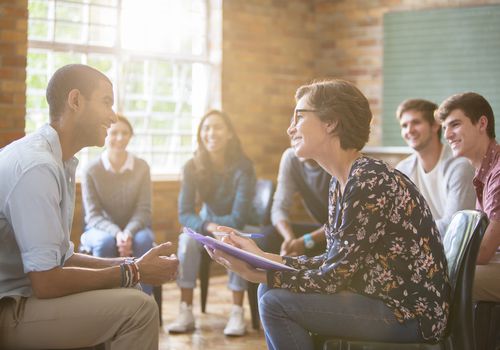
[227,270,248,291]
[133,228,154,256]
[258,288,285,319]
[82,229,117,257]
[95,234,116,257]
[176,233,203,288]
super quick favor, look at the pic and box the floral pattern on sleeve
[268,157,450,342]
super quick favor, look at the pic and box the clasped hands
[116,231,133,257]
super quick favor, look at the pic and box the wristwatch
[303,233,315,250]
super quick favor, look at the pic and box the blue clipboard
[183,227,298,272]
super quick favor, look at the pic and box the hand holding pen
[213,226,266,256]
[213,231,264,239]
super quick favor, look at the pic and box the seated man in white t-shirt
[396,98,476,238]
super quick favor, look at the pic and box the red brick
[0,43,15,55]
[0,30,26,43]
[1,55,27,68]
[0,18,16,30]
[0,92,13,104]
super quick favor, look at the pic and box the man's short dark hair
[436,92,496,139]
[396,99,441,138]
[46,64,111,122]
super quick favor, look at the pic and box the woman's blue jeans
[258,284,422,350]
[80,227,155,295]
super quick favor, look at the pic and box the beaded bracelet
[120,258,140,288]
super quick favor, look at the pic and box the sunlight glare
[121,0,188,53]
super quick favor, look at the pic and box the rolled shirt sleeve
[4,165,72,273]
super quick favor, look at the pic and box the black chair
[475,300,500,349]
[199,178,274,330]
[315,210,489,350]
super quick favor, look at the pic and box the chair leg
[475,302,493,350]
[199,250,211,313]
[247,282,260,330]
[488,305,500,350]
[153,285,162,326]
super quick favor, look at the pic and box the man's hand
[136,242,179,285]
[282,238,305,256]
[116,231,133,257]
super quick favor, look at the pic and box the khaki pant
[474,252,500,302]
[0,288,159,350]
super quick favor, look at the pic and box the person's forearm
[476,221,500,265]
[310,226,326,243]
[250,269,267,284]
[28,265,122,299]
[262,251,284,263]
[65,252,124,269]
[276,220,296,241]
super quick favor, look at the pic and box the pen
[213,231,265,239]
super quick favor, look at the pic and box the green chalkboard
[383,5,500,146]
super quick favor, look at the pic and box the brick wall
[0,0,27,148]
[222,0,317,180]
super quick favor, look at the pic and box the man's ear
[432,121,441,134]
[67,88,82,113]
[478,115,488,133]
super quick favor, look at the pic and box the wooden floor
[159,275,267,350]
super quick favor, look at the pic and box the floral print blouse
[267,157,451,342]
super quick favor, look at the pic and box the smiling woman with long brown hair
[167,109,257,337]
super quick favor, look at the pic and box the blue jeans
[80,227,155,295]
[257,284,422,350]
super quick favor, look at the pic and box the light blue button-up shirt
[0,124,78,298]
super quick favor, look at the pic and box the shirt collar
[101,150,134,174]
[474,139,499,184]
[38,124,79,170]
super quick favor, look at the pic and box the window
[27,0,220,175]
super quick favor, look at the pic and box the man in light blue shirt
[0,64,178,350]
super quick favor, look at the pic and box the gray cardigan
[82,154,152,236]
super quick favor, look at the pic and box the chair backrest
[253,179,274,226]
[442,210,488,346]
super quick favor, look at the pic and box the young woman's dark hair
[193,109,247,200]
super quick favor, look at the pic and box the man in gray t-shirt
[395,99,476,238]
[258,147,330,256]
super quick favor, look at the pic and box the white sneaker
[223,305,246,336]
[167,302,195,333]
